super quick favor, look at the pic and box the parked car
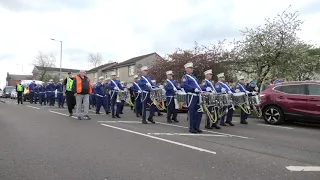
[259,81,320,125]
[0,90,3,98]
[10,89,17,99]
[3,86,15,98]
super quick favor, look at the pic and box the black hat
[68,71,72,74]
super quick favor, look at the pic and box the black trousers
[17,92,23,104]
[66,91,76,114]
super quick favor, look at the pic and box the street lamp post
[50,38,62,78]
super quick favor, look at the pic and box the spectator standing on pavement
[64,72,76,116]
[247,81,258,92]
[72,70,92,120]
[260,78,271,92]
[16,80,24,105]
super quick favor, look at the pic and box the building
[102,52,162,85]
[32,66,80,82]
[6,73,33,86]
[86,62,117,84]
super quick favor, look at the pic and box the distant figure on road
[72,70,93,120]
[16,80,24,105]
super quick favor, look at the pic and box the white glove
[228,91,233,94]
[221,88,226,93]
[255,87,259,91]
[235,89,240,93]
[181,88,186,92]
[245,91,250,94]
[173,87,177,92]
[114,87,119,91]
[194,88,200,93]
[146,83,152,87]
[206,87,212,92]
[252,91,258,95]
[138,90,142,93]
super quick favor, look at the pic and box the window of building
[94,73,97,79]
[308,84,320,96]
[129,65,135,76]
[105,74,108,79]
[117,69,120,77]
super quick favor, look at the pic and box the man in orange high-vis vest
[72,70,93,120]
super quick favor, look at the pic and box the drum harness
[237,83,252,115]
[141,76,166,111]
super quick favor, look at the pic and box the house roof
[34,66,80,73]
[7,74,33,81]
[87,62,117,73]
[111,52,157,69]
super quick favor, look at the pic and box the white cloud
[0,0,319,88]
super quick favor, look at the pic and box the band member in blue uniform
[107,72,123,118]
[47,79,55,106]
[151,80,163,116]
[132,75,142,117]
[34,84,39,104]
[104,78,111,114]
[181,62,203,133]
[138,66,157,124]
[95,76,108,114]
[164,70,181,123]
[29,80,36,104]
[39,83,46,105]
[201,69,221,129]
[56,78,65,108]
[235,76,255,124]
[215,73,234,126]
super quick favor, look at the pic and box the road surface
[1,99,320,180]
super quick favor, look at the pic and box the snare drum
[200,93,211,105]
[217,93,232,107]
[248,95,261,105]
[232,92,247,105]
[150,88,164,100]
[117,91,127,101]
[208,93,219,107]
[175,92,187,103]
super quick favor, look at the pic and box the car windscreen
[5,87,15,92]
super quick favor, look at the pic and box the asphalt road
[1,98,320,180]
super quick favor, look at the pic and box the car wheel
[263,106,284,125]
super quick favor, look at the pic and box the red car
[259,81,320,125]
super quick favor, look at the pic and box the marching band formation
[26,62,261,134]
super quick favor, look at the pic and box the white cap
[49,79,53,82]
[238,76,245,80]
[152,80,156,83]
[184,62,193,69]
[111,72,117,76]
[120,81,124,84]
[134,75,139,79]
[217,73,225,78]
[204,69,212,75]
[166,70,173,75]
[60,78,63,81]
[99,76,104,80]
[140,66,148,71]
[106,77,111,80]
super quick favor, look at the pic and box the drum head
[233,92,245,96]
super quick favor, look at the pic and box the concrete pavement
[1,99,320,180]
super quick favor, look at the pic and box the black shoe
[220,122,227,126]
[120,112,123,114]
[77,117,81,120]
[189,129,197,133]
[211,123,221,129]
[106,112,109,115]
[196,129,203,133]
[84,115,91,120]
[69,114,73,117]
[62,106,65,108]
[142,120,148,124]
[240,120,248,124]
[167,119,173,123]
[112,115,116,118]
[96,112,101,114]
[226,121,234,126]
[205,125,213,129]
[58,105,61,108]
[116,115,121,118]
[158,113,163,116]
[172,119,179,123]
[136,114,140,117]
[147,117,155,124]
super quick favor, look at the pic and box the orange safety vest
[75,76,92,94]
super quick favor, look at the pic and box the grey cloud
[0,0,93,12]
[63,48,88,62]
[300,0,320,15]
[0,54,15,61]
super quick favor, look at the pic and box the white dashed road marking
[286,166,320,171]
[147,133,229,137]
[49,110,77,119]
[26,105,40,110]
[257,124,294,130]
[101,123,217,155]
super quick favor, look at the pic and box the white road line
[257,124,294,130]
[98,121,141,123]
[26,105,40,110]
[101,123,216,155]
[156,122,253,139]
[49,110,77,119]
[286,166,320,171]
[147,133,229,137]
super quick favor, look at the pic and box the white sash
[238,83,246,92]
[205,79,217,93]
[110,79,120,90]
[141,76,151,85]
[166,79,176,89]
[218,81,231,91]
[133,82,141,91]
[185,74,201,90]
[167,79,179,109]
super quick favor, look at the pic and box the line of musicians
[88,62,255,134]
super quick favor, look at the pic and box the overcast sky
[0,0,319,87]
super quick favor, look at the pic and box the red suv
[260,81,320,125]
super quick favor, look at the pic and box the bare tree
[88,52,103,68]
[33,51,56,81]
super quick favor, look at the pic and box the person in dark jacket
[16,80,24,105]
[72,70,93,120]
